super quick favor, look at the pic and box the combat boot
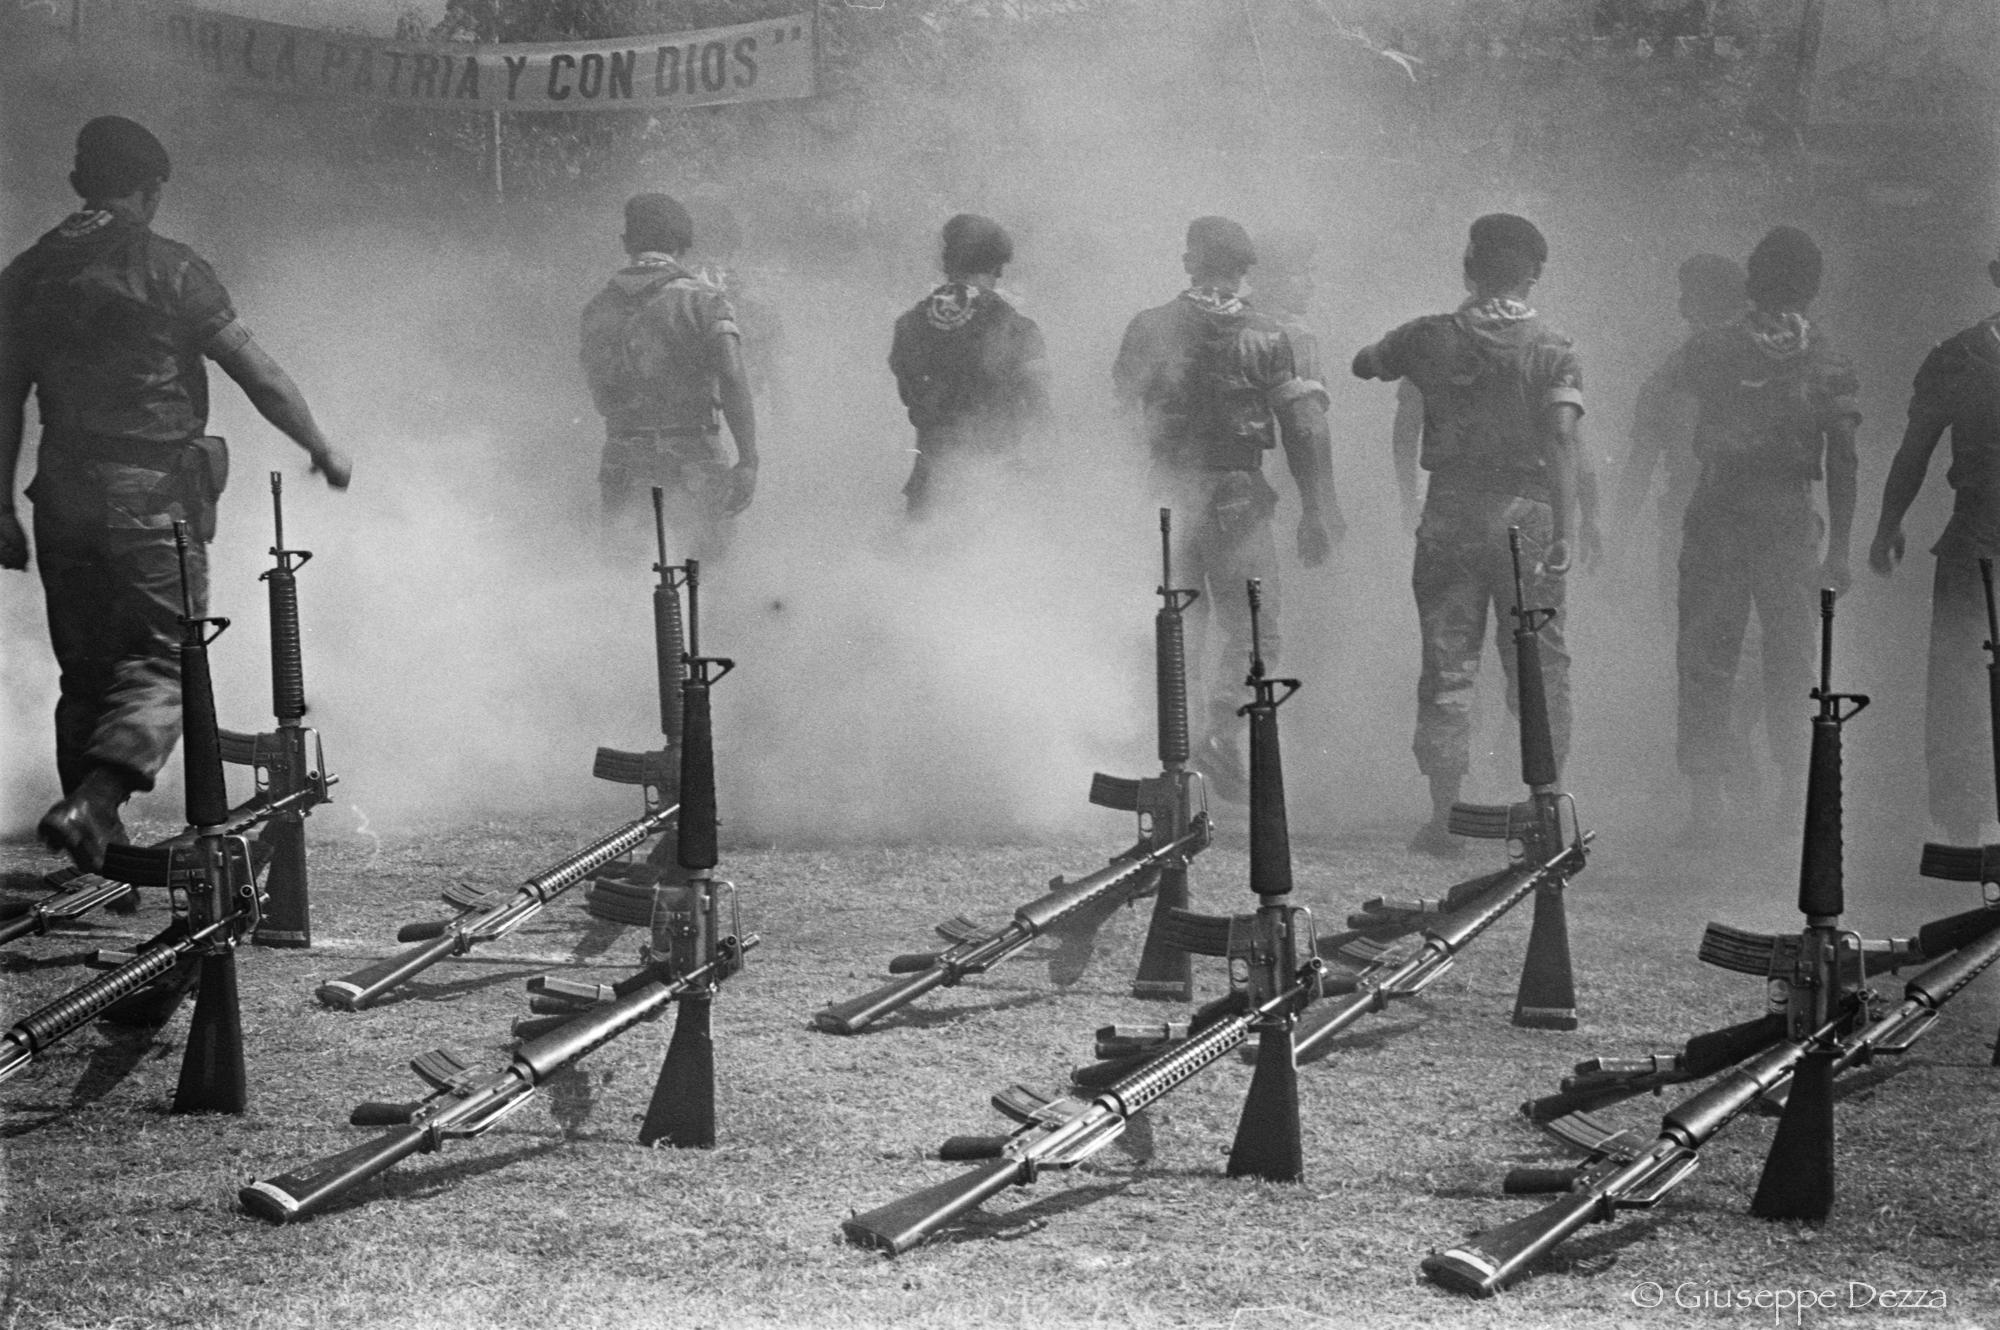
[37,768,133,873]
[1408,772,1466,859]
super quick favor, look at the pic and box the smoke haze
[2,2,1994,933]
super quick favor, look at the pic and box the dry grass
[3,809,1998,1330]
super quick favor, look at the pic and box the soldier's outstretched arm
[1871,411,1944,577]
[1543,404,1582,575]
[0,364,28,570]
[211,330,351,489]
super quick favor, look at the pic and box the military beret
[941,214,1014,276]
[1746,226,1822,309]
[70,116,171,200]
[625,192,694,254]
[1186,216,1257,272]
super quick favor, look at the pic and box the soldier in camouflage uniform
[0,116,351,871]
[1671,227,1859,834]
[580,193,758,560]
[1113,216,1338,799]
[889,214,1052,519]
[1352,214,1585,856]
[1870,246,2000,842]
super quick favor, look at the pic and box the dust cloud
[0,2,1988,908]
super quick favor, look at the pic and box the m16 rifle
[1426,589,2000,1295]
[1912,555,2000,1063]
[1264,527,1588,1067]
[239,933,759,1223]
[518,557,748,1147]
[0,523,316,1111]
[812,512,1213,1034]
[582,485,686,922]
[216,471,333,948]
[842,580,1325,1252]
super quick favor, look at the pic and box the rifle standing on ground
[216,472,333,948]
[582,486,686,922]
[812,513,1213,1034]
[243,560,755,1219]
[842,580,1323,1252]
[0,524,309,1111]
[1426,589,2000,1296]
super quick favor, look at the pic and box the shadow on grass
[244,1138,571,1224]
[814,987,1065,1035]
[354,964,556,1009]
[890,1179,1139,1252]
[565,914,635,964]
[1,1023,179,1137]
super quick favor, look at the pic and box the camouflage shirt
[579,254,739,435]
[1357,297,1584,501]
[1113,287,1314,472]
[889,281,1048,456]
[0,207,241,447]
[1906,314,2000,558]
[1671,310,1860,497]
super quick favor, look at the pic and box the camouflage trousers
[1410,490,1571,779]
[33,510,208,795]
[1924,557,1993,834]
[1160,467,1283,740]
[601,430,734,562]
[1674,491,1817,782]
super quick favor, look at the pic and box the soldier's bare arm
[1391,381,1422,533]
[715,334,758,514]
[0,363,27,570]
[1544,403,1583,575]
[210,329,351,488]
[1274,391,1338,565]
[1821,415,1859,591]
[1870,410,1946,576]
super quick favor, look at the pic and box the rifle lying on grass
[1425,589,2000,1295]
[217,472,334,949]
[0,866,139,947]
[314,803,678,1011]
[240,933,759,1222]
[843,580,1324,1252]
[1423,917,2000,1297]
[0,524,309,1112]
[582,486,686,920]
[813,511,1213,1034]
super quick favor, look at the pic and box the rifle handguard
[1919,841,2000,884]
[395,919,452,944]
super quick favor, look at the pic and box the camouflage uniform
[1899,316,2000,832]
[0,206,240,795]
[1113,287,1320,737]
[889,281,1048,517]
[580,253,740,557]
[1355,297,1583,781]
[1670,312,1860,783]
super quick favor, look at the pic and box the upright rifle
[0,523,309,1111]
[242,561,756,1219]
[1086,507,1208,1001]
[582,485,686,922]
[523,557,747,1146]
[1424,589,2000,1295]
[1269,527,1587,1067]
[1914,555,2000,1064]
[217,471,333,948]
[812,514,1213,1034]
[842,580,1324,1253]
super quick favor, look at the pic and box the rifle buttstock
[315,930,462,1011]
[842,1158,1022,1255]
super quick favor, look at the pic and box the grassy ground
[2,810,1997,1330]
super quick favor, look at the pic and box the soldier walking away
[1672,226,1859,837]
[1869,245,2000,844]
[888,214,1052,519]
[581,193,758,560]
[1112,216,1339,801]
[0,116,352,872]
[1351,214,1586,857]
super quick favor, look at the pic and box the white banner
[72,1,817,112]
